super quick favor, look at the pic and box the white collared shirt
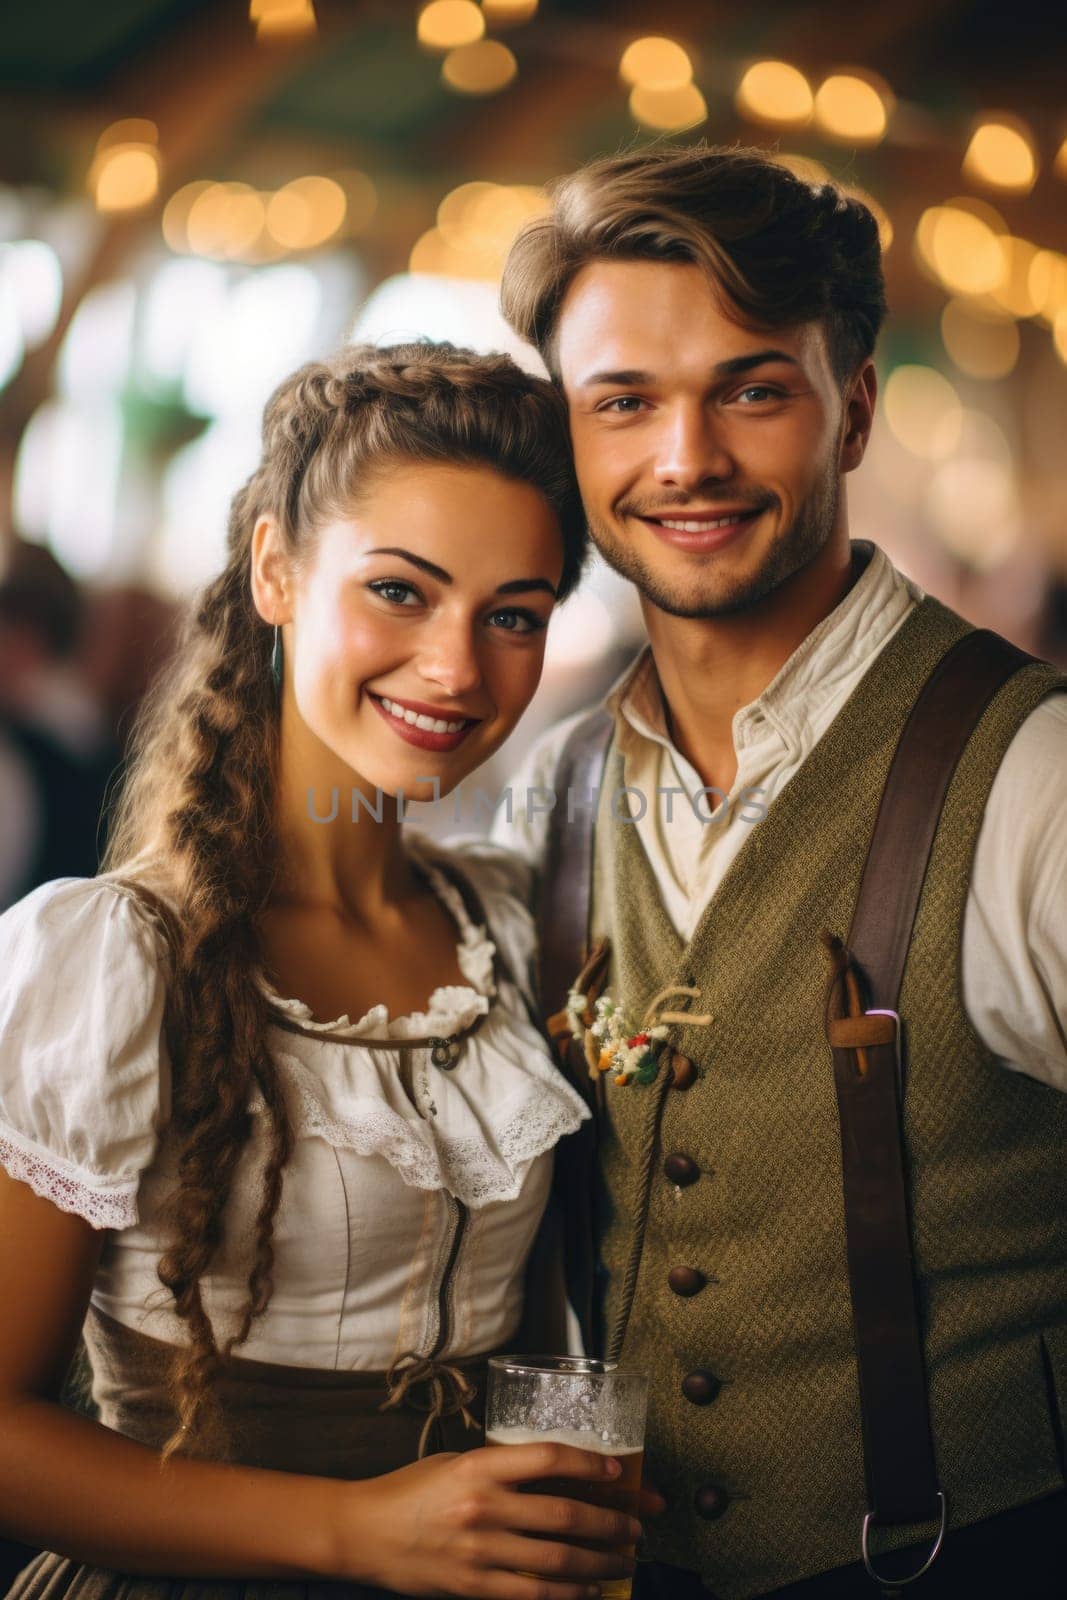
[493,543,1067,1092]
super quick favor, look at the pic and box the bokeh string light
[89,120,161,213]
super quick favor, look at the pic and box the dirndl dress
[5,1306,489,1600]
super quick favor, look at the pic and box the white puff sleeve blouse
[0,836,589,1371]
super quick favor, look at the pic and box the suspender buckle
[861,1490,947,1589]
[865,1006,903,1093]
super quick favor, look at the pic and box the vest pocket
[1038,1325,1067,1482]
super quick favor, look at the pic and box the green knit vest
[591,595,1067,1598]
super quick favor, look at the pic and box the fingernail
[607,1457,622,1477]
[628,1518,643,1539]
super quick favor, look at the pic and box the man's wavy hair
[101,342,587,1464]
[501,145,888,382]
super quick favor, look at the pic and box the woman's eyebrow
[366,547,452,583]
[495,578,557,597]
[366,548,556,599]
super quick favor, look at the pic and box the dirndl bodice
[4,1305,489,1600]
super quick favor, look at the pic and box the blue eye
[488,609,546,635]
[599,395,647,413]
[737,385,781,403]
[368,579,421,606]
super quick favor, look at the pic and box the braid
[101,338,587,1464]
[105,529,294,1463]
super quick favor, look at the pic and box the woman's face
[262,461,565,800]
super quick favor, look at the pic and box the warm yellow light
[940,299,1020,380]
[962,120,1037,193]
[93,146,160,213]
[883,365,962,460]
[841,185,893,251]
[619,36,693,90]
[736,61,813,125]
[430,181,550,277]
[1028,250,1067,324]
[437,181,499,247]
[629,82,707,131]
[266,176,347,249]
[251,0,316,38]
[417,0,484,50]
[186,182,265,259]
[981,236,1040,318]
[928,458,1020,570]
[915,205,1007,297]
[1054,309,1067,364]
[333,170,378,234]
[410,227,487,278]
[813,74,888,144]
[1055,138,1067,180]
[162,181,213,252]
[442,39,517,94]
[772,152,829,186]
[96,118,158,151]
[481,0,538,23]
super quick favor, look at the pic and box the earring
[271,625,283,695]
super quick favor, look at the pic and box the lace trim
[249,1053,586,1209]
[0,1131,138,1231]
[257,852,496,1035]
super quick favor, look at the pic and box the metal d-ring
[861,1492,947,1589]
[429,1036,461,1069]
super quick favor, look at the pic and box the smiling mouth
[642,510,761,533]
[371,693,479,735]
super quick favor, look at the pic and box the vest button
[668,1050,696,1090]
[668,1266,707,1297]
[681,1369,722,1404]
[663,1153,700,1187]
[694,1484,731,1520]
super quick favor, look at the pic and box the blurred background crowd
[1,0,1065,904]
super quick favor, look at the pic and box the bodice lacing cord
[381,1350,480,1459]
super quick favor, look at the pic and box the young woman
[0,345,639,1600]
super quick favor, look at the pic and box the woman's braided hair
[101,342,587,1462]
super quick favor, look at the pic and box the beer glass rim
[488,1354,645,1383]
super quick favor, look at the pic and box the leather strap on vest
[826,628,1038,1569]
[536,707,615,1355]
[536,708,615,1029]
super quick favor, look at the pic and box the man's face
[556,259,871,619]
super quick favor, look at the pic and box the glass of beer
[486,1355,648,1600]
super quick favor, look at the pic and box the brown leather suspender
[536,707,614,1355]
[825,627,1038,1585]
[536,709,615,1035]
[537,628,1042,1586]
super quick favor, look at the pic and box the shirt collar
[606,541,924,760]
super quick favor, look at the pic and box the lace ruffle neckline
[258,848,496,1038]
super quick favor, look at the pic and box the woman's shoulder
[0,872,173,1231]
[0,870,173,980]
[409,832,534,912]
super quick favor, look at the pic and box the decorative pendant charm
[429,1036,461,1069]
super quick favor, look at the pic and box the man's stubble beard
[587,454,841,621]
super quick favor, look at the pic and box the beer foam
[486,1427,641,1454]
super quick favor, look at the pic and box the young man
[492,148,1067,1598]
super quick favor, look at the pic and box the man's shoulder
[490,703,615,867]
[515,703,614,787]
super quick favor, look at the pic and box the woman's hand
[338,1440,641,1598]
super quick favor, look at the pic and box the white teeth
[378,696,467,734]
[659,513,746,532]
